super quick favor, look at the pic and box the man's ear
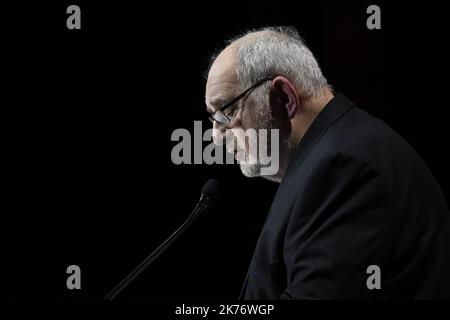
[269,76,300,120]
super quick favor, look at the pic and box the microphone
[103,179,219,300]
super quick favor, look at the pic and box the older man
[205,27,450,299]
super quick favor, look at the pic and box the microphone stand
[103,195,211,300]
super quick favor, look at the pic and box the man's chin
[239,163,261,178]
[239,163,281,182]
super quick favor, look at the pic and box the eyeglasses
[208,77,274,128]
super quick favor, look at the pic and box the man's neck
[269,88,334,183]
[290,89,334,146]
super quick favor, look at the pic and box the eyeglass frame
[208,77,274,128]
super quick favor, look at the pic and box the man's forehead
[206,61,238,109]
[206,80,237,113]
[208,73,236,96]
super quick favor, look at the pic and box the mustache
[226,137,243,154]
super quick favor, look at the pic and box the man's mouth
[226,141,245,161]
[234,148,246,161]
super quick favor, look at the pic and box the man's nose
[212,121,226,145]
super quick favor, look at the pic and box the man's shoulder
[317,106,413,165]
[290,105,420,184]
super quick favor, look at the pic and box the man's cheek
[212,128,225,145]
[225,130,236,152]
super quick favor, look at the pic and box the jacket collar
[285,93,355,176]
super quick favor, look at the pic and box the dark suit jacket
[241,94,450,299]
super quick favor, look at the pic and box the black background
[3,0,448,300]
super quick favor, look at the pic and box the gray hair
[207,26,331,101]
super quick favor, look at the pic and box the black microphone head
[201,178,219,202]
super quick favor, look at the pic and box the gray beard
[238,100,291,179]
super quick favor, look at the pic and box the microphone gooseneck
[103,179,219,300]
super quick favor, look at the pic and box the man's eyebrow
[206,97,227,114]
[210,97,227,108]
